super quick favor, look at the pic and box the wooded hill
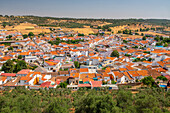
[0,15,170,28]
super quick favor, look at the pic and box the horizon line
[2,14,170,20]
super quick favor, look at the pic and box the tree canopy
[1,59,27,73]
[22,34,28,39]
[0,87,169,113]
[1,59,15,73]
[111,50,119,58]
[142,36,146,40]
[74,61,80,68]
[141,76,156,87]
[28,32,34,37]
[156,76,168,81]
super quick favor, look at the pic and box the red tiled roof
[128,71,140,77]
[165,75,170,80]
[119,68,127,71]
[78,84,91,87]
[137,70,149,76]
[113,71,124,78]
[0,76,7,82]
[45,61,58,66]
[123,72,133,80]
[126,65,134,70]
[17,69,31,75]
[40,82,51,88]
[80,68,88,72]
[91,81,102,87]
[20,76,32,81]
[1,73,16,77]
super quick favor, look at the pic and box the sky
[0,0,170,19]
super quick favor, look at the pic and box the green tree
[111,50,119,58]
[102,81,107,85]
[28,32,34,37]
[74,91,120,113]
[58,82,68,88]
[14,60,27,73]
[143,51,150,54]
[160,36,163,40]
[8,46,13,50]
[118,30,122,33]
[107,28,112,31]
[2,22,7,28]
[78,33,84,36]
[132,46,138,49]
[156,42,163,46]
[164,43,168,47]
[97,26,102,29]
[14,63,21,73]
[125,54,131,57]
[141,76,155,87]
[154,36,160,41]
[74,61,80,68]
[135,32,139,35]
[116,89,134,112]
[142,36,146,40]
[151,28,155,31]
[1,59,15,73]
[123,40,128,44]
[111,80,116,84]
[23,34,28,39]
[18,55,22,59]
[17,60,27,69]
[6,35,12,39]
[148,58,152,61]
[156,76,168,81]
[135,90,161,113]
[44,98,71,113]
[4,15,9,18]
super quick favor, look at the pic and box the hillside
[0,15,170,35]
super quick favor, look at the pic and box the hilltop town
[0,15,170,90]
[1,0,170,111]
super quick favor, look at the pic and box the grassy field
[1,23,51,35]
[0,16,169,36]
[62,26,98,35]
[138,31,166,36]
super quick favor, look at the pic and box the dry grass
[1,23,51,35]
[164,27,170,31]
[138,31,165,36]
[45,19,112,26]
[121,34,143,39]
[62,26,98,35]
[1,22,168,36]
[110,24,167,34]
